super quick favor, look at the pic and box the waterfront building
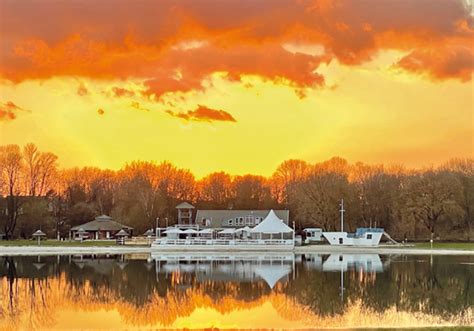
[70,215,133,240]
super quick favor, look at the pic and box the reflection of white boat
[302,254,323,270]
[322,254,384,272]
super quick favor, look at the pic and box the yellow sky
[0,51,472,177]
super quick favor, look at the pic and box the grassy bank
[410,242,474,250]
[0,239,117,247]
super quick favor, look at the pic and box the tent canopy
[115,229,130,237]
[198,228,214,234]
[164,228,184,234]
[32,230,46,237]
[250,210,293,234]
[235,226,252,233]
[183,229,198,234]
[219,228,236,234]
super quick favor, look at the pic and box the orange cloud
[0,101,28,122]
[166,105,236,123]
[112,87,135,98]
[130,101,150,112]
[0,0,472,89]
[396,43,474,82]
[77,83,89,96]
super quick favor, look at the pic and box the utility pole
[340,199,345,232]
[155,217,159,239]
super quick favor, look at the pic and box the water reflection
[153,252,294,289]
[0,254,472,329]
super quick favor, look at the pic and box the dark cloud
[112,87,135,97]
[166,105,236,123]
[0,101,28,121]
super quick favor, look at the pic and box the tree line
[0,143,472,241]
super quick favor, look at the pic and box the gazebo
[70,215,133,240]
[250,210,294,240]
[32,229,46,246]
[115,229,130,245]
[75,228,89,242]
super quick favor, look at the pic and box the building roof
[32,229,46,237]
[71,215,133,232]
[250,210,293,234]
[176,202,195,209]
[195,209,289,228]
[115,229,130,237]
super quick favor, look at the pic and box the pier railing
[153,238,294,246]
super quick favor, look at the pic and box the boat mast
[340,199,345,232]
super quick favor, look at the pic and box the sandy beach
[0,245,472,256]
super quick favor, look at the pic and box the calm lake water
[0,253,472,330]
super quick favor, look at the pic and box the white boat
[322,199,385,246]
[323,228,385,246]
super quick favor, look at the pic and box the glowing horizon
[1,0,472,177]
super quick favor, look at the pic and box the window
[339,238,343,244]
[255,217,261,224]
[367,234,372,239]
[228,219,233,225]
[245,215,254,225]
[339,255,343,262]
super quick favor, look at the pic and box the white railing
[153,238,293,246]
[174,224,201,229]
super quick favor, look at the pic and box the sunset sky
[0,0,473,177]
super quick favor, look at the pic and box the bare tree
[0,145,24,239]
[23,143,58,196]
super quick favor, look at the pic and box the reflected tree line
[1,255,472,324]
[1,143,473,240]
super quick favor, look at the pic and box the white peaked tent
[250,210,293,234]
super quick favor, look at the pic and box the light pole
[339,199,345,232]
[155,217,159,239]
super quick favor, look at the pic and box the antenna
[339,199,345,232]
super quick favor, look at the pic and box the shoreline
[0,245,472,256]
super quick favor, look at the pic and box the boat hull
[322,231,383,246]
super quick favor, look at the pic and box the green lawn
[409,242,474,250]
[0,239,119,247]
